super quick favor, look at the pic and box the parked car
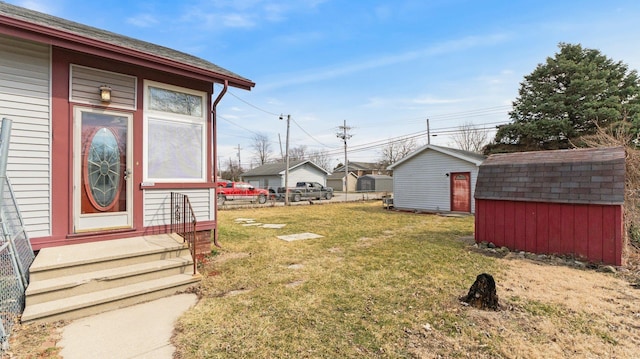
[277,181,333,202]
[217,182,270,204]
[216,180,231,187]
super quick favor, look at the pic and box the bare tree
[288,145,308,161]
[378,137,418,169]
[251,133,273,165]
[580,120,640,249]
[450,122,490,153]
[308,150,332,172]
[220,158,243,182]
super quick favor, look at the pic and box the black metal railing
[170,192,197,274]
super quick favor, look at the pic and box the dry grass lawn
[172,201,640,358]
[4,201,639,358]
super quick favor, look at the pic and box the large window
[144,81,207,182]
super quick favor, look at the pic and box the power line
[319,121,509,157]
[218,114,262,137]
[291,117,331,148]
[227,91,280,116]
[224,90,511,150]
[353,106,511,129]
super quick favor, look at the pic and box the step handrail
[170,192,197,275]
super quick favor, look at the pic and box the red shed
[474,147,625,265]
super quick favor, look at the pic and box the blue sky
[7,0,640,169]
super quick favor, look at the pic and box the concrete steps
[22,233,201,323]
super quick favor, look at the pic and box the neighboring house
[0,3,254,251]
[327,171,358,192]
[334,161,387,176]
[474,147,625,266]
[387,145,486,213]
[241,160,330,190]
[356,174,393,192]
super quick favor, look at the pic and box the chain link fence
[217,191,390,209]
[1,241,24,352]
[0,119,35,353]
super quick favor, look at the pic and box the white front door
[73,107,133,232]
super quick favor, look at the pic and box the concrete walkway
[57,293,198,359]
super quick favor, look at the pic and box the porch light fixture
[99,85,112,103]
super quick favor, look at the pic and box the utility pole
[280,114,291,205]
[426,118,431,144]
[237,144,242,170]
[278,133,284,161]
[336,120,352,201]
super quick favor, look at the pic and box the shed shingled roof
[474,147,625,205]
[0,2,254,89]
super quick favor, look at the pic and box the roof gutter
[212,80,228,248]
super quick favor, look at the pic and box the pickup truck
[277,182,333,202]
[217,181,270,205]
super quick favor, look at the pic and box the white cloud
[126,14,159,28]
[362,95,465,111]
[14,0,56,14]
[258,32,512,91]
[221,13,256,28]
[180,0,330,31]
[411,96,464,105]
[374,5,393,20]
[275,31,325,45]
[263,3,288,22]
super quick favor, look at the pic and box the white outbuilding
[387,145,486,213]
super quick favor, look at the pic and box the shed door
[73,107,133,232]
[450,172,471,212]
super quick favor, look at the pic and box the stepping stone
[277,233,324,242]
[262,224,286,229]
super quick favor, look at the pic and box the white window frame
[143,80,207,183]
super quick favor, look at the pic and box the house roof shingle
[475,147,625,205]
[333,161,379,172]
[327,171,357,180]
[242,160,330,177]
[0,2,254,89]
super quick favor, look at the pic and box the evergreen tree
[485,43,640,153]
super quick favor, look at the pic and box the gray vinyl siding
[70,65,137,110]
[0,34,51,237]
[392,150,479,213]
[241,175,280,190]
[243,168,326,189]
[265,176,281,190]
[143,188,214,227]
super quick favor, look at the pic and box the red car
[216,181,269,205]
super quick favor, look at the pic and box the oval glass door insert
[85,127,121,210]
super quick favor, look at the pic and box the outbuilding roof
[327,171,357,180]
[333,161,379,173]
[387,144,486,170]
[475,147,625,205]
[0,2,254,89]
[242,160,330,177]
